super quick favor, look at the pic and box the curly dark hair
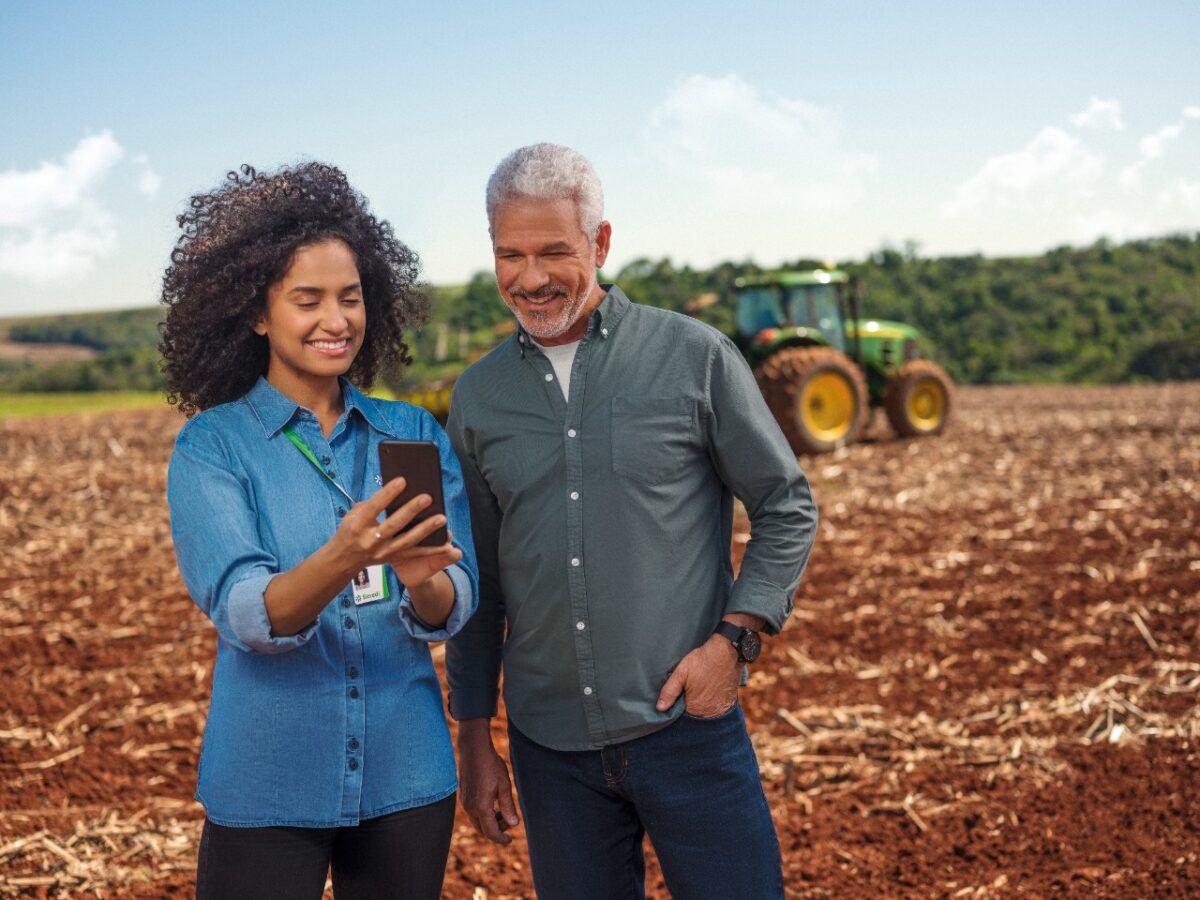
[159,162,428,416]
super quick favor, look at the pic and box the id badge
[351,565,390,606]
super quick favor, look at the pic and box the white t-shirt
[532,338,581,401]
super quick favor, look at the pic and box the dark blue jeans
[507,704,784,900]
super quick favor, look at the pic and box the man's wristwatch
[714,621,762,663]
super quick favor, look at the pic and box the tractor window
[811,285,845,351]
[785,285,845,351]
[735,286,785,336]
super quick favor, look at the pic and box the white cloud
[1156,180,1200,210]
[0,132,123,227]
[942,127,1103,216]
[0,132,128,283]
[935,99,1200,256]
[1118,106,1199,190]
[1138,122,1186,160]
[0,219,117,284]
[132,153,162,197]
[1070,97,1124,131]
[137,168,162,197]
[645,74,876,212]
[1070,209,1153,246]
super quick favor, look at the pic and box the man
[446,143,817,899]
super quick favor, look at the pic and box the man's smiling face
[492,197,610,346]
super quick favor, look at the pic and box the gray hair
[486,143,604,240]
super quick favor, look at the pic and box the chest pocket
[611,397,698,485]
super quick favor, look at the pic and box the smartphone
[378,440,448,547]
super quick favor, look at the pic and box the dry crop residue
[1,383,1197,898]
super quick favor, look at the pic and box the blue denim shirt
[167,377,478,827]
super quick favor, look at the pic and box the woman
[161,162,477,899]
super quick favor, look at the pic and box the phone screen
[378,440,448,547]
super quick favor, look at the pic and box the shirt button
[348,758,359,771]
[341,597,350,608]
[571,558,581,567]
[337,507,346,518]
[601,327,609,337]
[583,687,593,696]
[348,737,359,750]
[327,471,336,480]
[567,428,577,438]
[576,621,586,631]
[349,686,360,699]
[570,491,579,501]
[343,616,355,629]
[322,456,331,465]
[348,667,359,678]
[544,373,553,382]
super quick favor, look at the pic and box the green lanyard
[281,421,368,507]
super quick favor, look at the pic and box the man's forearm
[458,717,494,745]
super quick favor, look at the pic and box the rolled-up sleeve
[706,337,819,634]
[167,420,317,654]
[397,562,475,641]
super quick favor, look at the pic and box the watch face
[738,630,762,663]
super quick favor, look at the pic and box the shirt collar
[245,376,388,437]
[515,283,631,357]
[593,283,631,334]
[340,379,390,434]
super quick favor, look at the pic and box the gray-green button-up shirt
[446,286,817,751]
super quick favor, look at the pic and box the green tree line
[4,233,1198,393]
[8,307,161,350]
[843,234,1200,384]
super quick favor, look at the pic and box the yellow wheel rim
[907,379,946,432]
[800,371,856,443]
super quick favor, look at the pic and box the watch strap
[713,620,744,646]
[714,621,760,663]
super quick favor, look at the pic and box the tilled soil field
[1,383,1198,898]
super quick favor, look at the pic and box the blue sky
[2,0,1198,316]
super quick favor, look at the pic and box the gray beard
[508,272,598,341]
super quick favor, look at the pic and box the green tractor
[732,269,953,455]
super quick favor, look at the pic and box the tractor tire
[755,347,869,455]
[883,359,954,438]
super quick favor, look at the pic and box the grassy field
[0,388,403,418]
[0,391,167,417]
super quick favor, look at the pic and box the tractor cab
[734,270,849,363]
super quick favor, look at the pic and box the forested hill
[7,307,161,350]
[3,233,1198,392]
[846,234,1200,384]
[608,233,1200,385]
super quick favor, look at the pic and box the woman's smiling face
[253,239,366,391]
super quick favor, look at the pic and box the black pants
[196,794,456,900]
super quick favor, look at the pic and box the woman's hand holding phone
[265,477,460,637]
[375,481,462,593]
[332,477,461,588]
[330,477,460,626]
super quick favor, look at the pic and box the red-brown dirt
[1,383,1198,898]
